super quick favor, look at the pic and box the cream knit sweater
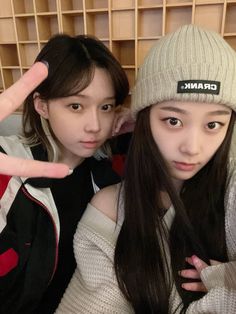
[56,165,236,313]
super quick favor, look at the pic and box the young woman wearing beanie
[56,24,236,313]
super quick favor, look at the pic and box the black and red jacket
[0,135,128,313]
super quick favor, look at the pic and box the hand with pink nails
[112,106,135,136]
[179,255,221,292]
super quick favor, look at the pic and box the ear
[33,92,49,119]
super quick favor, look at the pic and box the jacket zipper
[21,186,58,283]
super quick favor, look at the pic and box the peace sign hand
[0,62,69,178]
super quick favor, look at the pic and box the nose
[179,128,201,156]
[84,109,101,133]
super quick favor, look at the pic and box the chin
[83,150,98,157]
[172,172,196,182]
[80,152,96,158]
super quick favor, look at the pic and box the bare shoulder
[90,183,120,222]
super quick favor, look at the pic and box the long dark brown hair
[114,106,236,313]
[22,34,129,160]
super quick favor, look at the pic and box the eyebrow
[207,110,231,116]
[76,94,116,101]
[159,106,231,116]
[159,106,186,114]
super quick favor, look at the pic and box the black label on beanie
[177,80,220,95]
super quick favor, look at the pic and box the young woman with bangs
[0,34,130,313]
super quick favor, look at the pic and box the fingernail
[40,60,49,69]
[192,255,201,266]
[178,270,182,276]
[68,168,73,175]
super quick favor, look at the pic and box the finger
[191,255,208,273]
[0,62,48,121]
[185,256,194,266]
[0,153,69,178]
[119,121,135,134]
[113,121,135,136]
[181,282,207,293]
[179,269,200,279]
[113,107,135,135]
[113,117,124,134]
[112,116,120,134]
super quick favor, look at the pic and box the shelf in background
[0,0,236,105]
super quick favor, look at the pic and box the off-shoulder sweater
[56,164,236,313]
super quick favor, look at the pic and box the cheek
[205,137,224,157]
[50,125,69,142]
[47,110,67,128]
[202,131,228,164]
[48,116,79,141]
[157,139,173,159]
[152,129,173,157]
[101,114,115,131]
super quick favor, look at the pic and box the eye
[207,121,223,130]
[69,103,82,111]
[101,104,115,112]
[164,117,182,128]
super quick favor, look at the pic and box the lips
[80,140,99,149]
[173,161,198,171]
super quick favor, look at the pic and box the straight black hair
[115,106,236,313]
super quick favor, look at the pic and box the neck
[58,155,85,169]
[160,191,171,210]
[172,178,183,193]
[160,179,183,210]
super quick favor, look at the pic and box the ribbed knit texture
[131,24,236,116]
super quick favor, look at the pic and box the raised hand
[0,62,69,178]
[112,106,135,136]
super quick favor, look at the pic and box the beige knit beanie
[131,24,236,115]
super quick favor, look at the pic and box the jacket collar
[24,144,54,188]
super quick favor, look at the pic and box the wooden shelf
[12,0,34,14]
[19,43,39,67]
[165,6,192,33]
[86,11,109,39]
[0,0,236,107]
[0,44,19,66]
[225,2,236,33]
[0,0,12,16]
[112,9,135,39]
[138,7,163,37]
[194,3,224,33]
[111,0,135,9]
[60,0,83,11]
[2,68,21,88]
[61,12,84,36]
[85,0,109,10]
[37,15,59,41]
[112,40,135,66]
[0,18,16,42]
[15,16,37,41]
[35,0,58,13]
